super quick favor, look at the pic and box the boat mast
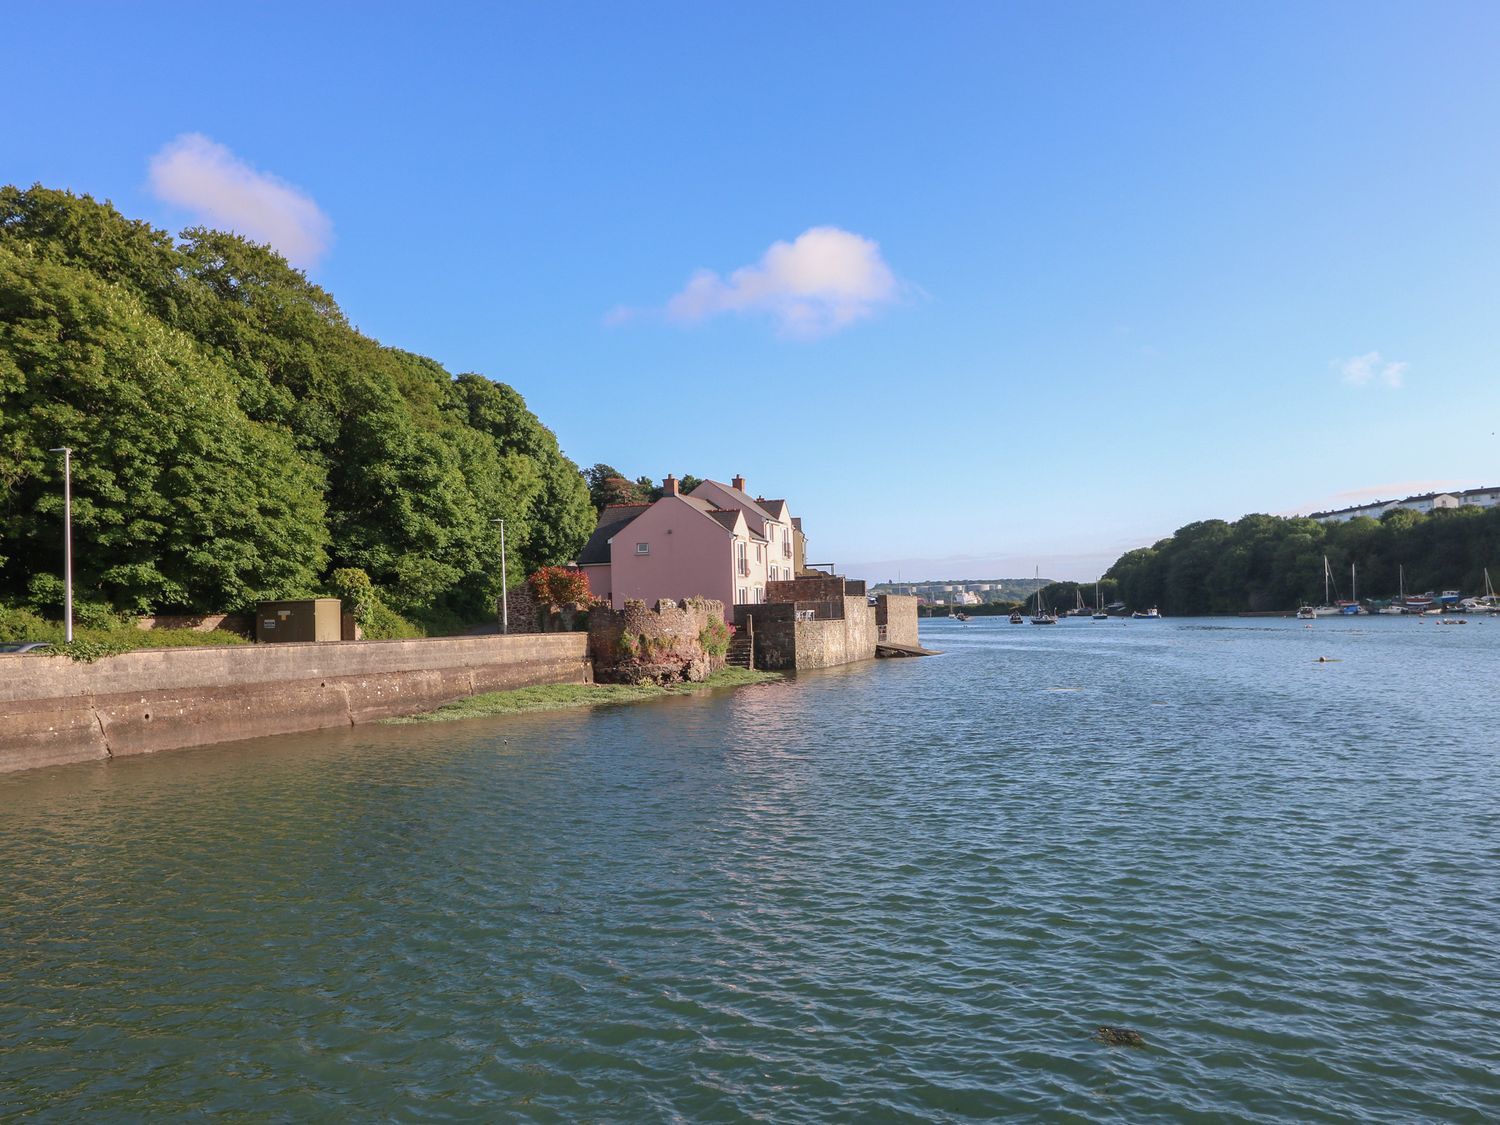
[1352,562,1357,603]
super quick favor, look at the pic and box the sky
[6,2,1499,582]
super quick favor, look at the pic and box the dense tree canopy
[1102,507,1500,614]
[0,185,592,620]
[584,463,705,512]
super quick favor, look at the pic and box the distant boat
[1092,579,1108,620]
[1311,555,1341,616]
[1478,568,1500,613]
[1296,605,1317,620]
[1335,562,1365,614]
[1030,566,1058,625]
[1380,565,1412,614]
[1132,607,1161,619]
[1009,610,1024,624]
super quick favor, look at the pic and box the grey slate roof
[576,504,648,565]
[679,495,744,534]
[696,480,775,522]
[759,498,788,520]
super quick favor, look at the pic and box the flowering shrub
[699,617,730,659]
[528,566,592,608]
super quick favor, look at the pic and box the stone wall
[733,603,798,671]
[794,597,877,670]
[734,598,877,671]
[766,575,847,603]
[876,595,920,646]
[0,633,591,775]
[500,586,590,634]
[589,597,726,685]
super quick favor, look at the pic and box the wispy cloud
[617,226,902,338]
[148,133,332,267]
[1335,350,1407,389]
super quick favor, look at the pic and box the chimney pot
[732,474,746,492]
[663,474,679,496]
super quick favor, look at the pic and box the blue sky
[7,3,1499,581]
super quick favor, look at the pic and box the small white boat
[1092,579,1108,620]
[1132,607,1161,619]
[1296,606,1317,620]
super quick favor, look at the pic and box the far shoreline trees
[1102,507,1500,614]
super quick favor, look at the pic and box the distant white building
[1308,486,1500,524]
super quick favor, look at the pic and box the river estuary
[2,616,1498,1121]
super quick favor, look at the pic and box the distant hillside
[1104,508,1500,613]
[870,577,1049,603]
[0,185,594,622]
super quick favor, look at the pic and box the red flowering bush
[528,566,591,608]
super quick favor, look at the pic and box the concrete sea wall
[0,634,590,774]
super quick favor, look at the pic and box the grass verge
[386,666,783,724]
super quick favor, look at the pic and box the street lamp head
[48,446,71,454]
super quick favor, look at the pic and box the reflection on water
[2,616,1498,1121]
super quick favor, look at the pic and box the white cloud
[661,226,901,337]
[148,133,332,267]
[1336,350,1407,389]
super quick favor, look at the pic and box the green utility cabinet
[256,598,343,643]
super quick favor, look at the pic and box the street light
[491,518,508,634]
[47,447,73,643]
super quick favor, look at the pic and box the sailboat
[1378,564,1411,614]
[1478,568,1500,613]
[1336,562,1364,614]
[1030,567,1057,625]
[1311,556,1341,616]
[1092,579,1108,620]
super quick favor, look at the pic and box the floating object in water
[1094,1026,1145,1047]
[1045,687,1082,693]
[1314,656,1342,663]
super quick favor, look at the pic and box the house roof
[576,504,648,565]
[676,496,747,534]
[759,498,788,520]
[694,479,775,522]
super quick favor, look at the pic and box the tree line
[0,185,594,629]
[1100,507,1500,614]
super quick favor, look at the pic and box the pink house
[576,475,799,620]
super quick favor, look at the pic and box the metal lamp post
[48,447,74,643]
[491,518,508,634]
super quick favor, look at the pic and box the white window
[738,586,748,604]
[635,542,650,555]
[754,586,764,603]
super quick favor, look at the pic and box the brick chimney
[732,474,746,492]
[662,474,679,496]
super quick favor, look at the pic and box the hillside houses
[1308,486,1500,524]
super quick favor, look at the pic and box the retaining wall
[876,595,920,646]
[0,634,590,774]
[794,597,877,670]
[734,598,879,671]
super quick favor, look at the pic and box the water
[3,616,1499,1121]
